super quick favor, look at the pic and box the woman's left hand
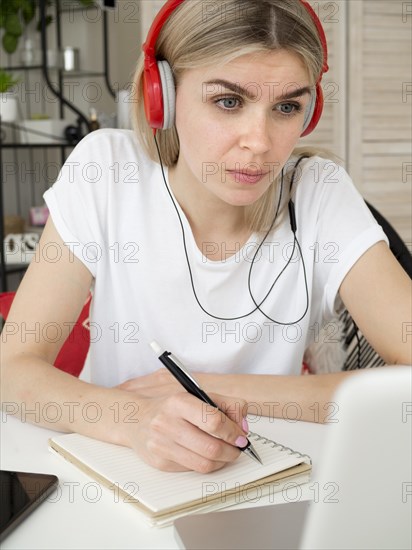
[116,369,232,402]
[116,369,210,398]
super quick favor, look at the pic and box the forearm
[200,369,367,423]
[1,353,137,446]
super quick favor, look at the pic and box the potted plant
[0,70,20,122]
[0,0,95,54]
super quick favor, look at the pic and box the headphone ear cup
[302,90,316,134]
[143,57,164,129]
[157,60,176,130]
[301,83,324,137]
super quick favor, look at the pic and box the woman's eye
[277,102,301,115]
[215,97,241,110]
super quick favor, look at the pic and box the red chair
[0,292,91,377]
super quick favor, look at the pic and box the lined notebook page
[49,432,310,513]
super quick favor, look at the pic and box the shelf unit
[0,0,115,291]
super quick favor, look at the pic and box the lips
[226,170,269,184]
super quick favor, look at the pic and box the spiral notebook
[49,432,311,527]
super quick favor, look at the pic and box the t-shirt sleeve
[297,157,389,321]
[43,130,116,277]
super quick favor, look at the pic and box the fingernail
[242,418,249,433]
[235,435,248,448]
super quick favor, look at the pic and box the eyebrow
[204,79,312,101]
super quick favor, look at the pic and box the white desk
[1,413,328,550]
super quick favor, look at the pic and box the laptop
[174,366,412,550]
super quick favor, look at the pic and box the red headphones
[142,0,329,137]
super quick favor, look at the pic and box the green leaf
[2,33,18,54]
[5,12,22,36]
[0,1,14,19]
[22,0,35,24]
[10,0,23,10]
[0,70,20,93]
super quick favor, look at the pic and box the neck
[167,164,248,240]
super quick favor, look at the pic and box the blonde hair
[132,0,330,232]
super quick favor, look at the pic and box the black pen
[150,341,262,464]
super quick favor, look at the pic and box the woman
[2,0,410,473]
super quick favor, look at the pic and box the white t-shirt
[44,129,387,386]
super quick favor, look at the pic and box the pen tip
[150,341,162,356]
[245,444,263,464]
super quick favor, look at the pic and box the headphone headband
[142,0,185,58]
[299,0,329,76]
[142,0,329,135]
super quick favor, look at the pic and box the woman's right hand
[120,390,249,473]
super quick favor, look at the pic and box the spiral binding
[249,432,312,465]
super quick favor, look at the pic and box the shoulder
[68,128,150,164]
[287,155,365,214]
[58,129,159,185]
[82,128,137,146]
[285,154,383,242]
[287,155,352,194]
[78,127,136,145]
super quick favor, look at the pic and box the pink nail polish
[235,435,248,448]
[242,418,249,433]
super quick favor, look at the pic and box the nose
[238,113,272,155]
